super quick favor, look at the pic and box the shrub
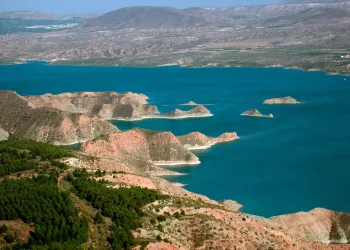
[156,215,166,222]
[0,224,8,234]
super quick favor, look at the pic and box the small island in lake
[241,109,274,118]
[180,101,200,106]
[180,101,213,106]
[263,96,302,104]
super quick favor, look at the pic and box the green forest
[0,139,167,249]
[0,173,88,249]
[0,138,72,177]
[70,170,167,250]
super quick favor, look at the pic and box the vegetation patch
[70,170,168,249]
[0,173,88,249]
[0,137,73,177]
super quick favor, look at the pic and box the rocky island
[178,131,239,150]
[263,96,302,104]
[161,105,213,119]
[241,109,274,118]
[180,101,200,106]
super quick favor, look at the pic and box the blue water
[1,62,350,217]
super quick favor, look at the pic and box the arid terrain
[1,1,350,249]
[0,0,350,73]
[0,89,350,249]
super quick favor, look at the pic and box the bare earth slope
[26,92,213,120]
[81,6,223,29]
[268,208,350,244]
[81,128,238,165]
[26,91,159,120]
[1,2,349,73]
[0,91,118,144]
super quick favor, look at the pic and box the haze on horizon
[1,0,281,14]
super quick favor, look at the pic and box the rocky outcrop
[82,129,239,166]
[263,96,301,104]
[178,132,239,150]
[241,109,274,118]
[0,128,9,141]
[219,200,243,212]
[0,91,118,145]
[162,105,212,119]
[268,208,350,244]
[81,129,200,166]
[180,101,199,106]
[26,91,159,120]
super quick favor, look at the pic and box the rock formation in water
[263,96,301,104]
[163,105,212,119]
[178,131,239,150]
[0,91,118,144]
[241,109,274,118]
[0,127,9,141]
[267,208,350,244]
[180,101,199,106]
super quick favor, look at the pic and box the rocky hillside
[81,6,227,29]
[0,91,118,144]
[81,129,238,165]
[26,91,158,120]
[1,131,350,249]
[82,129,200,165]
[267,208,350,244]
[26,91,213,120]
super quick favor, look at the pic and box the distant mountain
[81,6,228,29]
[264,7,350,25]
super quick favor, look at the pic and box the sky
[1,0,280,14]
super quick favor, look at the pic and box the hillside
[81,6,223,29]
[0,91,118,144]
[0,2,350,73]
[1,136,350,249]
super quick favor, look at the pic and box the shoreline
[2,60,349,76]
[240,114,274,118]
[184,137,240,150]
[149,172,187,177]
[152,160,201,166]
[108,114,214,121]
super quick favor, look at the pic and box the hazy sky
[1,0,280,14]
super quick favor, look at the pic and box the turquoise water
[1,62,350,217]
